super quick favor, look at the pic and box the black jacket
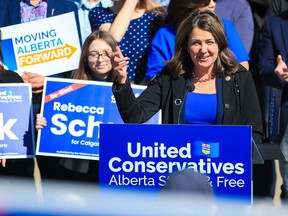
[0,70,23,83]
[113,65,264,143]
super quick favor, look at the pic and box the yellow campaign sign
[18,44,77,67]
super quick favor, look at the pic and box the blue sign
[36,78,161,160]
[0,84,34,158]
[99,124,252,205]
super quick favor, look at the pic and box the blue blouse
[146,18,250,81]
[185,92,217,124]
[89,7,163,84]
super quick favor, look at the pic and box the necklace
[191,71,215,82]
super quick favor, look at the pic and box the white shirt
[70,0,113,44]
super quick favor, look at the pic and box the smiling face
[87,39,113,79]
[188,27,219,74]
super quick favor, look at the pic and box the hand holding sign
[35,114,47,131]
[22,71,45,94]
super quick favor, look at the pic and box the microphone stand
[177,84,195,124]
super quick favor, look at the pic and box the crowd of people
[0,0,288,206]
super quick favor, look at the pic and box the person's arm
[146,25,175,81]
[22,71,45,94]
[108,46,129,84]
[232,2,254,53]
[222,19,250,70]
[101,0,137,42]
[109,46,161,123]
[238,70,264,143]
[258,17,286,88]
[240,61,249,71]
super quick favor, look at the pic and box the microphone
[177,83,195,124]
[186,84,195,93]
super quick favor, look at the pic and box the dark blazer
[258,12,288,89]
[258,12,288,141]
[0,70,24,83]
[1,0,81,44]
[113,65,264,143]
[0,1,9,27]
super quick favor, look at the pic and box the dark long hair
[165,0,216,28]
[167,9,238,78]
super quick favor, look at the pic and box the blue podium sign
[0,84,34,158]
[99,124,252,204]
[36,78,161,160]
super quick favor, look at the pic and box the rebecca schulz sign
[36,77,161,160]
[1,12,81,77]
[0,84,35,159]
[99,124,253,205]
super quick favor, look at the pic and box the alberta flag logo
[202,143,211,155]
[193,141,219,158]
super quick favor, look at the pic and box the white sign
[1,12,81,76]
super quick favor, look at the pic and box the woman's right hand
[35,114,47,131]
[107,46,129,84]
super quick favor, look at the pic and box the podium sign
[100,124,252,205]
[0,84,34,158]
[36,78,160,160]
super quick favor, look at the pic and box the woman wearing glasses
[36,30,120,182]
[72,30,118,82]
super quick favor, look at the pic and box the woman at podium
[110,9,264,144]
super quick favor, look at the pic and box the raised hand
[106,46,129,84]
[275,55,288,82]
